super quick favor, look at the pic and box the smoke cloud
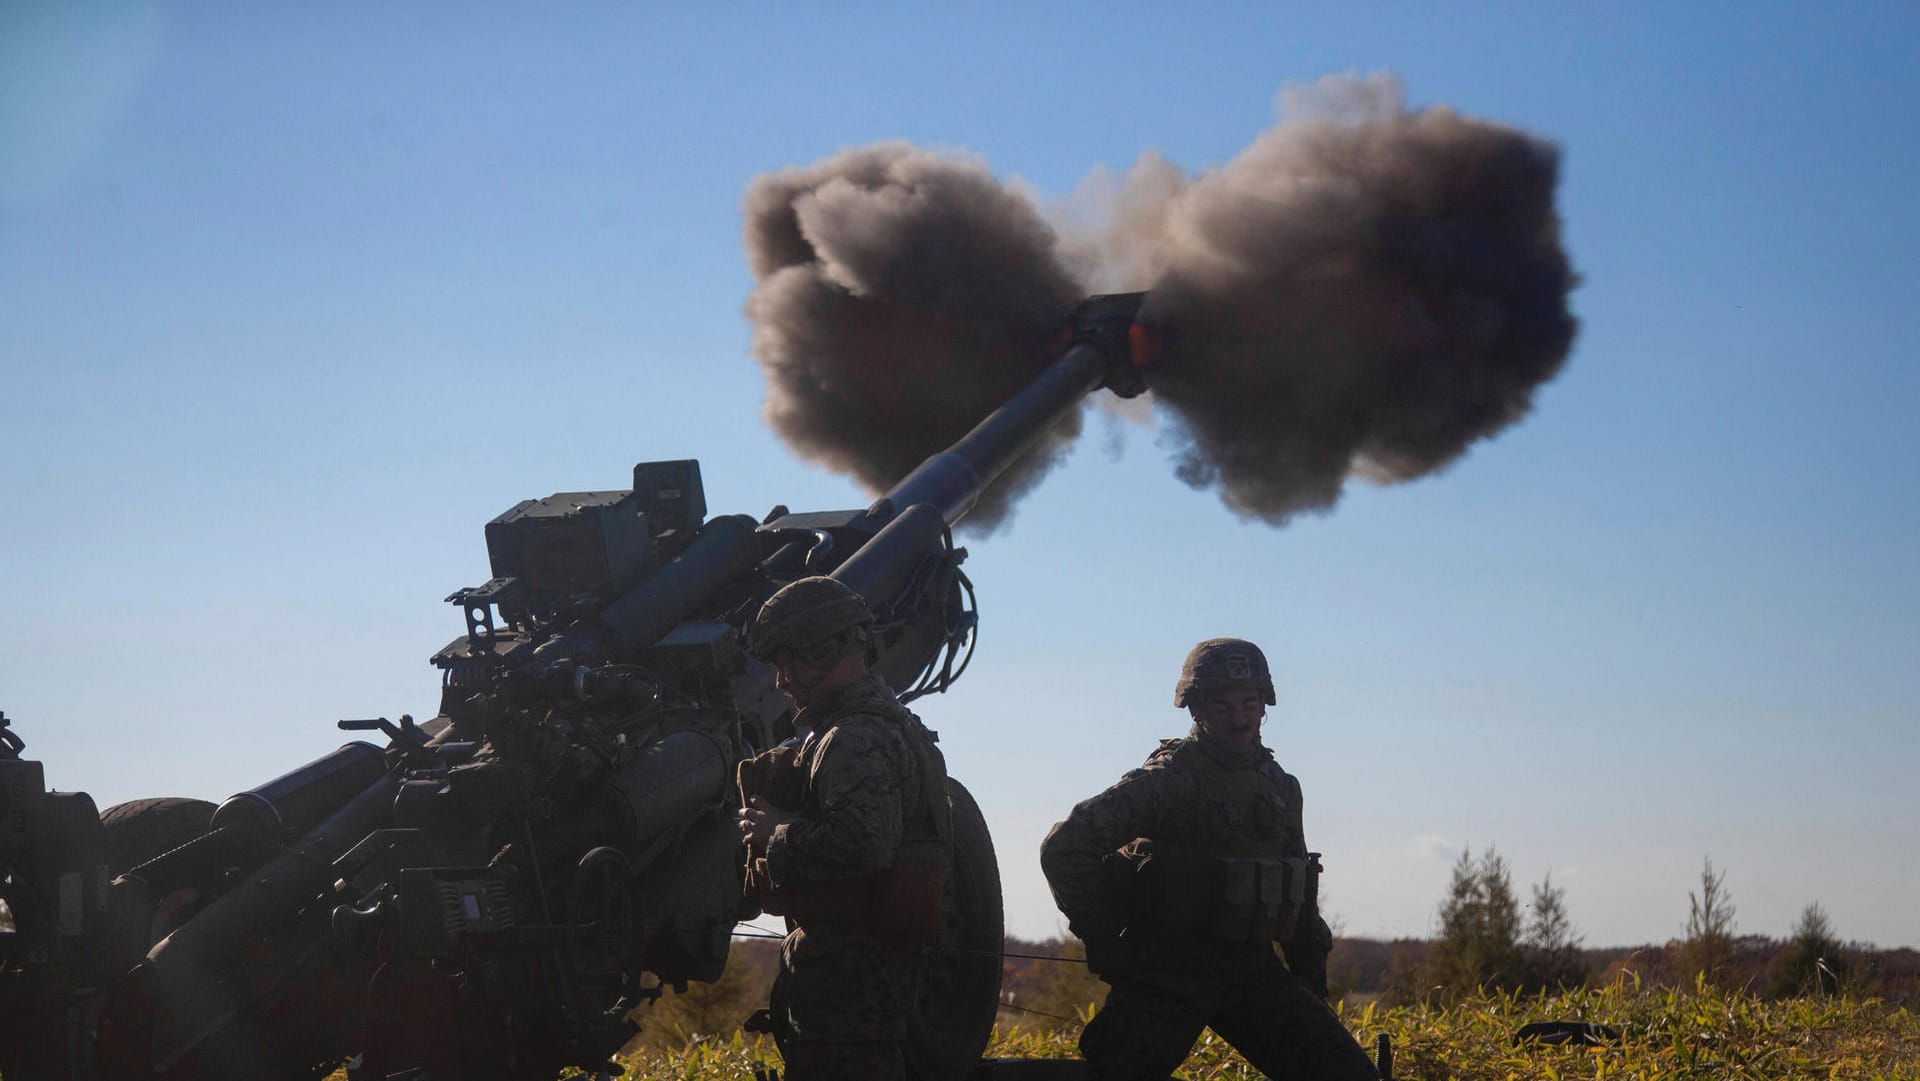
[1127,75,1578,521]
[742,143,1083,532]
[742,74,1578,529]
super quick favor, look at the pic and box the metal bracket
[446,577,524,650]
[0,711,22,759]
[338,715,437,769]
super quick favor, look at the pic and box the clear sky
[3,3,1916,951]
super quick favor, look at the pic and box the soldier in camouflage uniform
[736,576,950,1081]
[1039,638,1378,1081]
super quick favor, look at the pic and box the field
[618,982,1920,1080]
[6,980,1913,1079]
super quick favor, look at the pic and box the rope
[728,926,1088,965]
[987,948,1088,965]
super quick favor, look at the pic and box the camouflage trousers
[1081,957,1378,1081]
[772,919,909,1081]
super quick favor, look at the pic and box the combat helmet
[1173,637,1276,708]
[747,576,874,663]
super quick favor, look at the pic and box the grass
[617,981,1920,1080]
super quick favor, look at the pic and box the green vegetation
[616,982,1920,1080]
[1339,982,1920,1081]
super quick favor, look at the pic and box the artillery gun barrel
[878,339,1111,526]
[833,291,1145,601]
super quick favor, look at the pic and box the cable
[993,948,1086,965]
[996,1001,1086,1029]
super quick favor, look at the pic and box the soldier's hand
[737,796,793,854]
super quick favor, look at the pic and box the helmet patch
[1174,637,1274,707]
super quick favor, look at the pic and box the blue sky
[3,2,1916,950]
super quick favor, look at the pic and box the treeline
[1341,847,1920,1008]
[992,848,1920,1033]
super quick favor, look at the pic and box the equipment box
[484,490,648,601]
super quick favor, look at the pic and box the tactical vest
[1107,738,1317,944]
[738,688,951,944]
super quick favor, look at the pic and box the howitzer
[0,293,1149,1081]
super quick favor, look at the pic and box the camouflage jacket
[1039,730,1306,941]
[761,671,945,889]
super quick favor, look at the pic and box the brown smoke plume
[1126,75,1579,522]
[743,143,1083,532]
[742,75,1577,529]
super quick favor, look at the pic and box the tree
[1480,849,1524,978]
[1769,902,1846,998]
[1522,871,1587,992]
[1426,846,1524,999]
[1684,856,1737,985]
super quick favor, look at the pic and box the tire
[99,797,216,875]
[904,777,1004,1081]
[97,796,340,1080]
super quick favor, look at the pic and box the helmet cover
[747,576,874,662]
[1173,637,1276,707]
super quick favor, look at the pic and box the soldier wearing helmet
[735,576,950,1081]
[1039,638,1378,1081]
[745,575,879,709]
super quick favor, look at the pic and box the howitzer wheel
[100,796,220,945]
[99,796,216,875]
[904,777,1003,1081]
